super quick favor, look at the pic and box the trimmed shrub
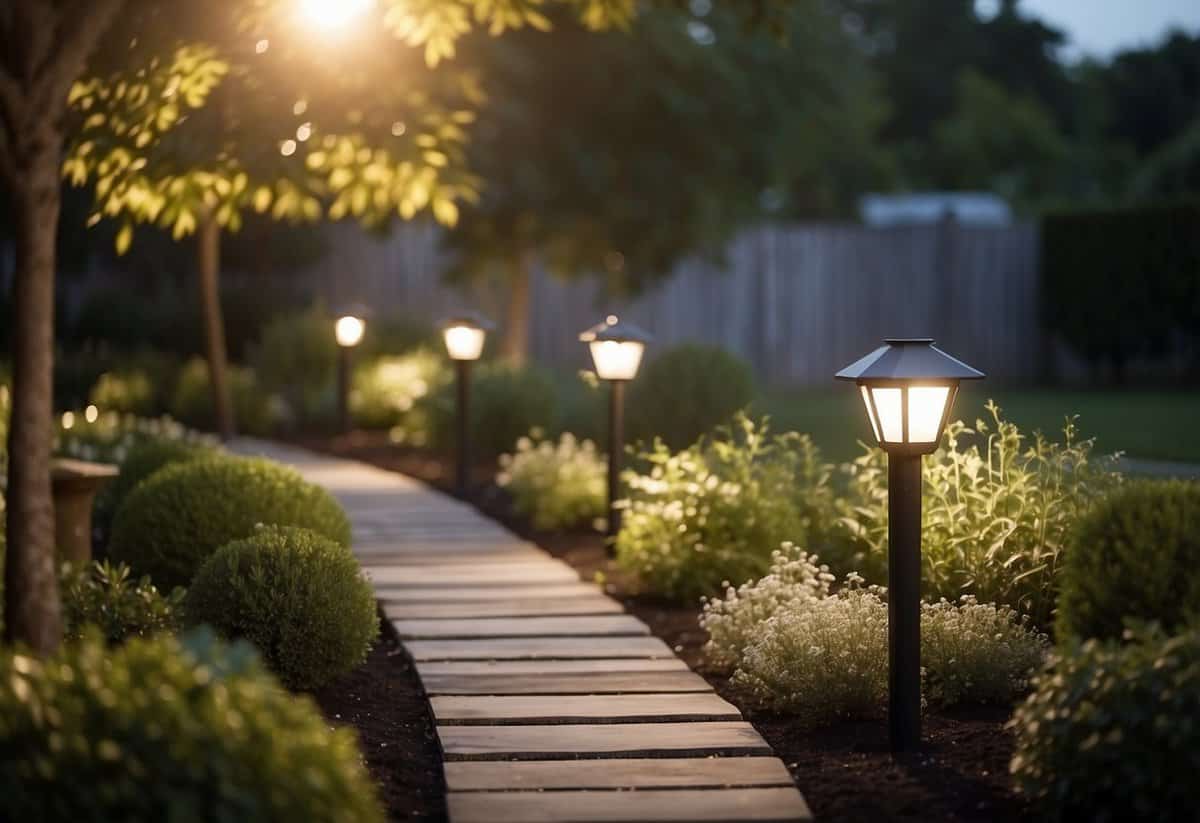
[170,356,275,436]
[628,344,755,450]
[351,348,451,434]
[1010,623,1200,820]
[0,628,384,822]
[61,560,184,644]
[839,402,1118,626]
[186,526,378,691]
[109,455,351,589]
[497,431,607,532]
[616,414,836,599]
[94,437,218,535]
[1057,479,1200,642]
[251,306,338,425]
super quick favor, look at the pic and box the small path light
[442,312,493,495]
[334,308,368,435]
[836,338,984,753]
[580,315,652,546]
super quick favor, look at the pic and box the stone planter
[52,458,119,566]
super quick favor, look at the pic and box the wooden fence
[294,217,1042,384]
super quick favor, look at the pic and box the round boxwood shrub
[95,438,217,536]
[0,628,384,822]
[1010,623,1200,819]
[1057,479,1200,641]
[628,344,755,450]
[186,526,378,690]
[109,455,352,589]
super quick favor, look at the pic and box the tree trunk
[197,215,235,440]
[499,252,532,366]
[4,145,63,653]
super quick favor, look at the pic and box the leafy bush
[430,362,560,459]
[170,356,276,436]
[57,409,215,466]
[1057,479,1200,642]
[498,431,607,532]
[109,455,351,589]
[359,311,438,359]
[187,526,378,691]
[351,348,451,434]
[0,628,384,822]
[839,402,1117,626]
[251,305,338,425]
[616,414,836,599]
[628,344,755,449]
[94,437,218,536]
[88,369,157,415]
[61,560,184,644]
[706,545,1047,721]
[1010,623,1200,820]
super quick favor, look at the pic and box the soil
[313,613,447,822]
[300,431,1028,822]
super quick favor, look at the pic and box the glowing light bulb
[298,0,372,29]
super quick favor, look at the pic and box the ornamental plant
[0,629,384,822]
[61,560,184,645]
[497,431,608,532]
[351,348,451,436]
[1010,623,1200,820]
[616,414,837,600]
[88,369,156,416]
[838,402,1117,626]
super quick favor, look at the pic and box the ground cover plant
[108,455,351,589]
[61,560,183,644]
[186,526,378,691]
[497,430,607,531]
[0,629,384,823]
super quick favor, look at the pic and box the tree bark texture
[500,252,532,366]
[197,214,236,440]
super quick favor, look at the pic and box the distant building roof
[859,192,1012,227]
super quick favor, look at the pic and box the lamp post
[442,312,492,495]
[579,315,651,545]
[334,309,367,435]
[835,338,983,753]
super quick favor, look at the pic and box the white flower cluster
[704,542,1048,724]
[57,411,216,466]
[496,430,607,532]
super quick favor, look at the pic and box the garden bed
[297,432,1029,822]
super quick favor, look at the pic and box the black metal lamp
[441,312,493,495]
[334,304,370,435]
[579,315,652,544]
[836,338,984,753]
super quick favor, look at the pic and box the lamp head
[836,338,984,455]
[441,312,493,361]
[579,315,653,382]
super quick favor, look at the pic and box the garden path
[231,439,812,823]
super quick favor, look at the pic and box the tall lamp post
[334,308,367,435]
[442,313,492,495]
[836,338,983,753]
[579,316,652,545]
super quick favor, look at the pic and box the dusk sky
[1016,0,1200,58]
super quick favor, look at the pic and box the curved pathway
[233,439,812,823]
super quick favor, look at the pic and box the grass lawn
[755,386,1200,465]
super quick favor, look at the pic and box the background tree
[444,1,887,361]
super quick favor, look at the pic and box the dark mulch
[298,431,1028,822]
[312,613,447,822]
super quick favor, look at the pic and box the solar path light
[442,312,492,495]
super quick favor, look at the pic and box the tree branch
[31,0,125,121]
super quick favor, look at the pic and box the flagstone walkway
[232,439,812,823]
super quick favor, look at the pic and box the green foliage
[351,348,452,435]
[61,560,184,645]
[431,362,560,459]
[88,369,156,415]
[109,455,351,589]
[251,306,339,426]
[705,546,1047,723]
[1057,480,1200,642]
[839,403,1117,626]
[1010,624,1200,820]
[0,628,384,823]
[170,356,276,436]
[94,437,218,536]
[497,431,607,531]
[627,344,755,450]
[56,409,215,466]
[616,414,836,600]
[186,526,378,691]
[1041,201,1200,376]
[359,312,440,359]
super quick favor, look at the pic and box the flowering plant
[497,431,607,532]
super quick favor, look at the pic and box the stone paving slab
[393,615,649,639]
[443,756,796,791]
[448,788,812,822]
[229,438,809,823]
[431,693,740,724]
[421,669,712,695]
